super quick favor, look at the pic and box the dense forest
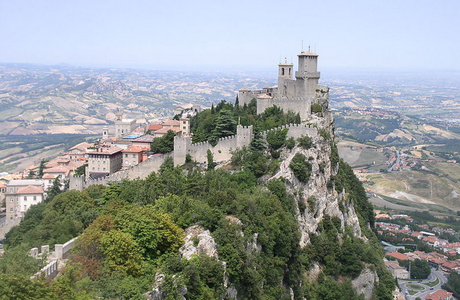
[0,103,395,299]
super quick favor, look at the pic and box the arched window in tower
[289,68,291,75]
[281,68,285,75]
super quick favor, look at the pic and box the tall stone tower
[295,48,320,99]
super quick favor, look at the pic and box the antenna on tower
[308,45,311,52]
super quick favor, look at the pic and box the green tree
[100,230,145,276]
[289,153,312,183]
[151,130,176,153]
[410,259,430,279]
[37,159,47,179]
[46,176,63,202]
[207,149,216,171]
[266,128,288,150]
[210,109,236,144]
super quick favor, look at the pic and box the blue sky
[1,0,459,71]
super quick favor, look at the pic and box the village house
[122,146,144,167]
[66,142,92,160]
[425,289,454,300]
[5,180,45,220]
[131,134,155,150]
[87,146,123,180]
[384,260,410,279]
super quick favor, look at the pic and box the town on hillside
[0,104,201,228]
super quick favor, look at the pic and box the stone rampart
[173,125,253,166]
[30,237,77,279]
[257,97,312,121]
[70,123,316,188]
[31,260,58,280]
[260,123,318,140]
[70,153,172,190]
[0,217,21,240]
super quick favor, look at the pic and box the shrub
[289,153,312,183]
[267,128,288,150]
[311,103,322,114]
[297,135,313,149]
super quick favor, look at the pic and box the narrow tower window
[281,68,285,75]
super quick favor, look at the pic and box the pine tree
[46,176,62,202]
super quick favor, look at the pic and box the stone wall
[30,237,77,280]
[173,125,253,166]
[260,123,318,140]
[0,217,20,240]
[257,97,311,121]
[70,123,316,190]
[70,153,172,190]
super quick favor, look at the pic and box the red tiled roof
[42,174,56,179]
[69,142,93,151]
[161,119,180,127]
[123,146,144,153]
[425,289,453,300]
[87,146,123,155]
[16,185,44,194]
[154,127,182,134]
[386,252,409,261]
[148,124,163,131]
[132,134,155,143]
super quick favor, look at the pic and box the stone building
[114,109,136,138]
[122,146,144,167]
[87,146,123,179]
[238,49,328,121]
[5,180,45,220]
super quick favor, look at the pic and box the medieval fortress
[70,50,330,189]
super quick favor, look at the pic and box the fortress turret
[278,59,294,97]
[295,49,320,81]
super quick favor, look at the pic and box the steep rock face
[179,225,218,260]
[352,267,379,300]
[272,118,362,247]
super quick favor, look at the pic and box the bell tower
[278,58,294,97]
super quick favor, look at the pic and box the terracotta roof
[386,252,409,261]
[425,289,453,300]
[87,146,123,155]
[69,142,93,151]
[123,146,144,153]
[154,127,182,134]
[132,134,155,143]
[162,119,180,127]
[17,185,44,194]
[148,124,163,131]
[42,174,56,179]
[44,166,71,175]
[239,88,250,91]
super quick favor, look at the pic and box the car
[418,281,422,283]
[430,288,434,290]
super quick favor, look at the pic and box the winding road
[398,268,449,300]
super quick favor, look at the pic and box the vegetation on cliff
[0,104,394,300]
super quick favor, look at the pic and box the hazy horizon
[1,0,459,72]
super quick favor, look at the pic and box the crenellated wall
[174,125,253,166]
[70,123,316,190]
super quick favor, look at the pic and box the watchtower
[278,59,294,97]
[295,48,320,99]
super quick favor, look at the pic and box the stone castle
[238,48,329,121]
[69,50,330,190]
